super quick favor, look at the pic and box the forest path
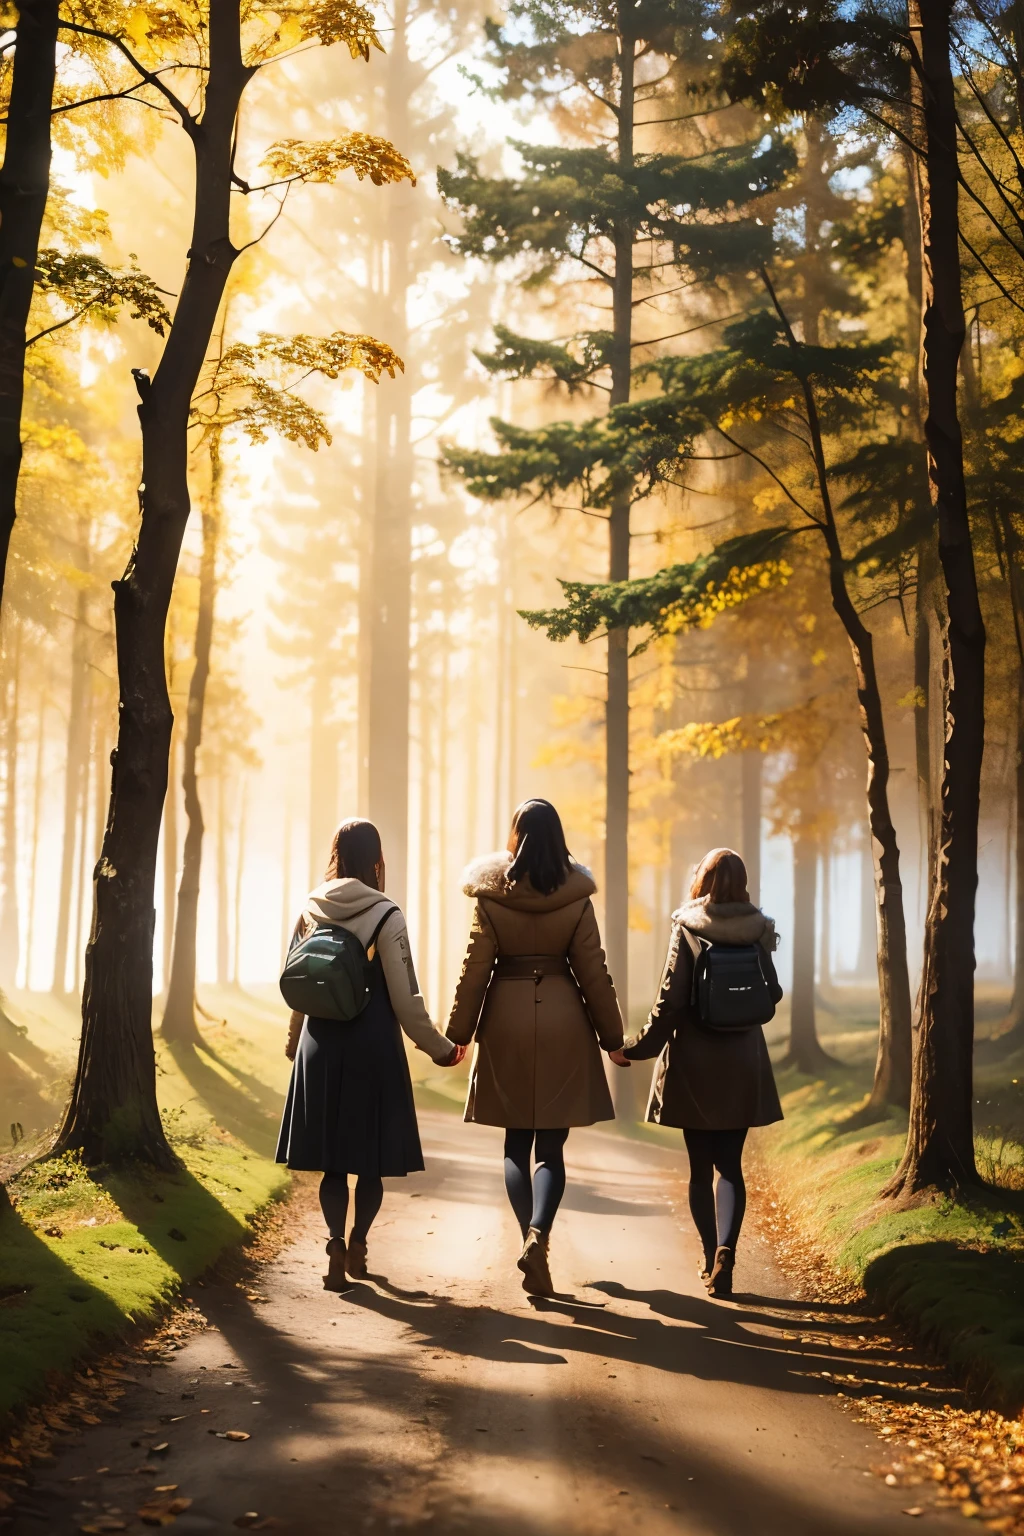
[13,1115,962,1535]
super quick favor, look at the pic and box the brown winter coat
[623,898,784,1131]
[446,853,625,1129]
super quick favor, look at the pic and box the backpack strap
[686,930,710,1009]
[366,904,399,962]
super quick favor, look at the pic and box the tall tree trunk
[817,842,832,998]
[162,722,178,990]
[366,0,413,907]
[232,780,246,988]
[163,441,223,1044]
[1010,680,1024,1026]
[763,270,912,1112]
[417,645,432,1001]
[0,622,21,983]
[53,573,90,995]
[0,0,59,611]
[784,828,835,1070]
[492,517,508,845]
[55,0,251,1168]
[308,660,339,887]
[437,634,450,1007]
[216,771,229,987]
[605,30,636,1086]
[25,670,46,988]
[72,706,93,1000]
[856,835,877,978]
[884,0,986,1198]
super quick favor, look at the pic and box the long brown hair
[690,847,749,905]
[506,799,571,896]
[326,818,383,889]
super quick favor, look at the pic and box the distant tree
[55,0,414,1170]
[439,0,792,1004]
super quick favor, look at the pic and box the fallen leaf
[902,1508,925,1517]
[209,1429,250,1441]
[137,1495,192,1527]
[154,1485,179,1493]
[148,1442,170,1454]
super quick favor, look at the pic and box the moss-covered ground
[0,986,292,1422]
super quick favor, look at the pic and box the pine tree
[438,0,791,1005]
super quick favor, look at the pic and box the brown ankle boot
[517,1227,553,1297]
[324,1237,348,1291]
[346,1236,368,1279]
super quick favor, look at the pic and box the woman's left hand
[442,1042,468,1067]
[608,1048,631,1067]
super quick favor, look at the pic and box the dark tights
[318,1171,384,1242]
[682,1128,748,1266]
[503,1128,569,1237]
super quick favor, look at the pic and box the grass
[0,986,291,1424]
[748,993,1024,1413]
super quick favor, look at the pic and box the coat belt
[493,955,572,982]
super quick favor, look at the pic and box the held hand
[608,1048,631,1068]
[443,1042,467,1068]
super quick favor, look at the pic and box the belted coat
[446,853,625,1129]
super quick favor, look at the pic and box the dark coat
[275,948,425,1179]
[446,853,625,1128]
[623,898,784,1131]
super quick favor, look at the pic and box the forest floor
[4,984,1024,1531]
[0,1114,982,1536]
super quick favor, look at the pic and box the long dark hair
[506,799,571,896]
[326,818,383,889]
[690,847,749,905]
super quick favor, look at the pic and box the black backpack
[280,905,397,1022]
[688,933,777,1033]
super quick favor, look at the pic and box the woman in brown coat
[611,848,783,1299]
[447,799,626,1296]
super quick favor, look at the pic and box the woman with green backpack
[276,818,464,1289]
[610,847,783,1300]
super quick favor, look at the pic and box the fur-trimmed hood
[462,851,597,912]
[673,896,779,950]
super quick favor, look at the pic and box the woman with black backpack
[276,818,465,1290]
[610,848,783,1299]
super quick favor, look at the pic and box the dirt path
[10,1115,963,1535]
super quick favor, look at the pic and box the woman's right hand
[442,1042,468,1068]
[608,1048,631,1067]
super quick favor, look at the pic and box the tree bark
[162,437,223,1044]
[55,0,251,1168]
[162,721,178,989]
[366,0,413,907]
[784,828,835,1071]
[25,669,47,987]
[884,0,985,1198]
[0,0,59,611]
[307,658,340,888]
[763,269,912,1110]
[232,779,246,987]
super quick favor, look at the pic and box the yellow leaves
[294,0,384,57]
[752,484,788,517]
[897,685,927,710]
[660,559,792,635]
[261,133,415,188]
[655,712,785,764]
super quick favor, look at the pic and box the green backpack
[279,905,397,1022]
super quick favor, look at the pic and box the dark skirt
[275,978,424,1178]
